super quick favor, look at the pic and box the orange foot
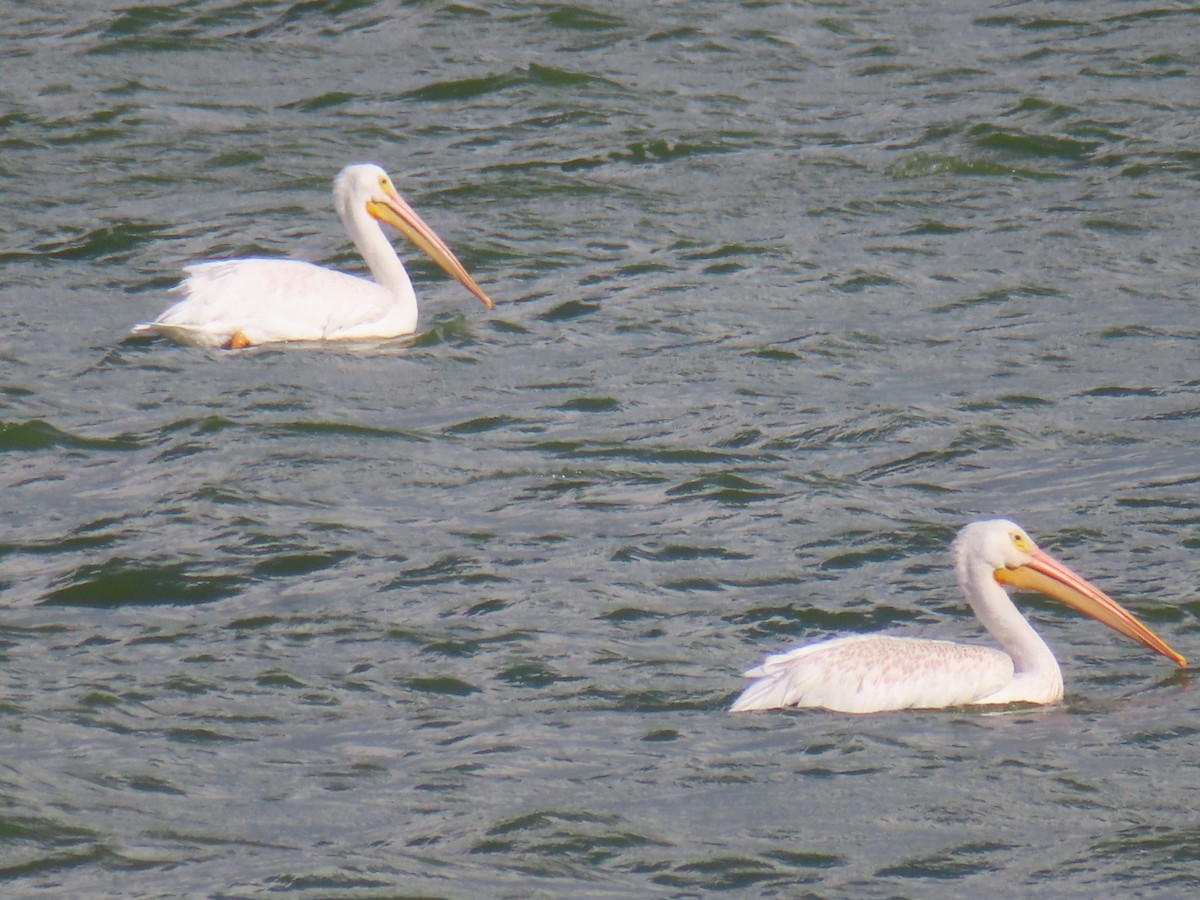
[224,331,251,350]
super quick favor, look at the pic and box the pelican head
[335,163,493,309]
[956,519,1185,667]
[953,519,1041,575]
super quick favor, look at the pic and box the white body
[731,519,1183,714]
[136,258,417,348]
[730,634,1057,714]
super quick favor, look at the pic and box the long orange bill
[367,190,494,310]
[995,548,1186,667]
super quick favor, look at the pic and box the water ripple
[1,0,1198,896]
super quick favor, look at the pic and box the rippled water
[2,1,1199,895]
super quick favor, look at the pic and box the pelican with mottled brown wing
[731,520,1185,714]
[133,163,493,349]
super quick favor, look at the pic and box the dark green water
[2,2,1198,896]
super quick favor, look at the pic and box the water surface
[2,1,1199,896]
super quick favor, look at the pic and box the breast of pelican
[731,519,1185,714]
[132,163,493,349]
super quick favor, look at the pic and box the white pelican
[132,163,493,349]
[731,519,1185,714]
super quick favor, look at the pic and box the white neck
[341,202,417,305]
[958,554,1062,684]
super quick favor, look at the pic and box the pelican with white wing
[732,520,1185,714]
[134,163,492,349]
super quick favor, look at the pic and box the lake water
[2,1,1199,896]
